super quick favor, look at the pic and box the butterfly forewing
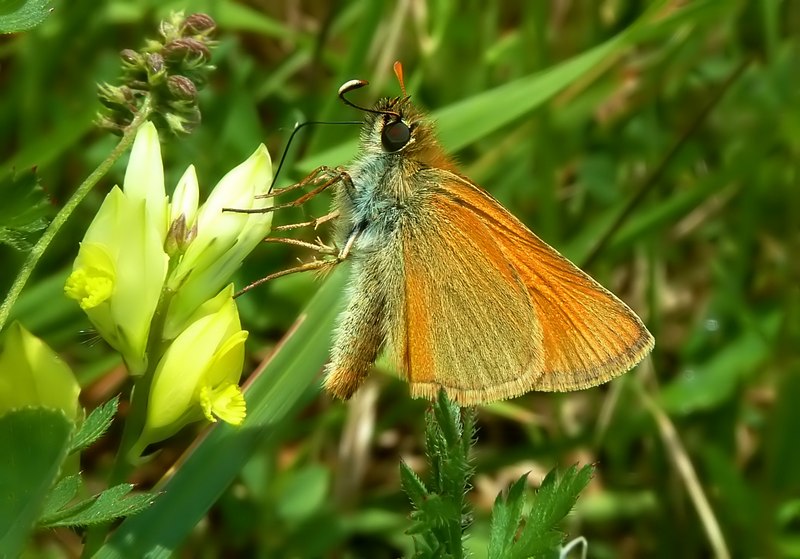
[398,176,544,405]
[398,172,653,404]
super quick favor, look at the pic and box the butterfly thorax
[334,97,456,253]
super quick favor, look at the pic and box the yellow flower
[64,122,169,374]
[123,121,169,242]
[164,145,273,338]
[0,322,80,420]
[136,285,248,449]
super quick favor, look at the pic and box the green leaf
[485,465,594,559]
[0,0,53,34]
[532,465,593,528]
[39,483,156,528]
[275,465,330,523]
[40,474,82,521]
[488,474,529,559]
[0,168,50,251]
[659,311,780,415]
[402,390,474,559]
[433,389,461,448]
[69,395,119,454]
[400,461,429,509]
[0,408,72,558]
[511,465,593,558]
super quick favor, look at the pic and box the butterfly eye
[381,120,411,152]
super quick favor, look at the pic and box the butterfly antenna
[271,120,360,188]
[338,79,401,120]
[393,61,407,97]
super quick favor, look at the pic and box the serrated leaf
[39,483,157,528]
[531,465,593,531]
[400,461,429,508]
[488,474,530,559]
[69,396,119,454]
[433,390,461,447]
[417,493,461,529]
[513,533,562,559]
[510,465,593,558]
[40,474,82,521]
[460,408,477,458]
[0,168,51,250]
[0,0,53,34]
[0,408,72,558]
[414,537,437,556]
[402,390,474,559]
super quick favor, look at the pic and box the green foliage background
[1,0,798,557]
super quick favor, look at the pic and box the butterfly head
[338,76,451,169]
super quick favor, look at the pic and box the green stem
[116,287,175,480]
[0,99,153,333]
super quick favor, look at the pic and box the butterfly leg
[233,169,354,297]
[236,228,349,299]
[275,166,352,210]
[272,210,340,232]
[254,165,342,199]
[225,166,350,215]
[263,236,338,255]
[234,258,337,298]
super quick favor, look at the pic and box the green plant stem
[115,287,175,478]
[0,99,154,333]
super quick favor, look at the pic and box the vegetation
[0,0,797,557]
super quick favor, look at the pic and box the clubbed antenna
[393,61,407,97]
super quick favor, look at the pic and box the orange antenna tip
[393,61,406,97]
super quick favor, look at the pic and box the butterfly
[253,63,653,406]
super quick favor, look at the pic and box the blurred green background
[2,0,798,557]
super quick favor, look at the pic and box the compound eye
[381,120,411,152]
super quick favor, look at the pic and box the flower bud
[0,323,80,420]
[123,121,169,242]
[135,285,247,449]
[120,48,143,67]
[163,111,199,135]
[183,13,216,35]
[164,144,272,337]
[159,18,179,41]
[163,38,211,63]
[169,165,199,228]
[145,52,165,81]
[166,169,199,256]
[167,75,197,102]
[97,83,131,110]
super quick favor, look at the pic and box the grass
[1,0,798,557]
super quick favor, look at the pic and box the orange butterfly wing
[398,171,653,405]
